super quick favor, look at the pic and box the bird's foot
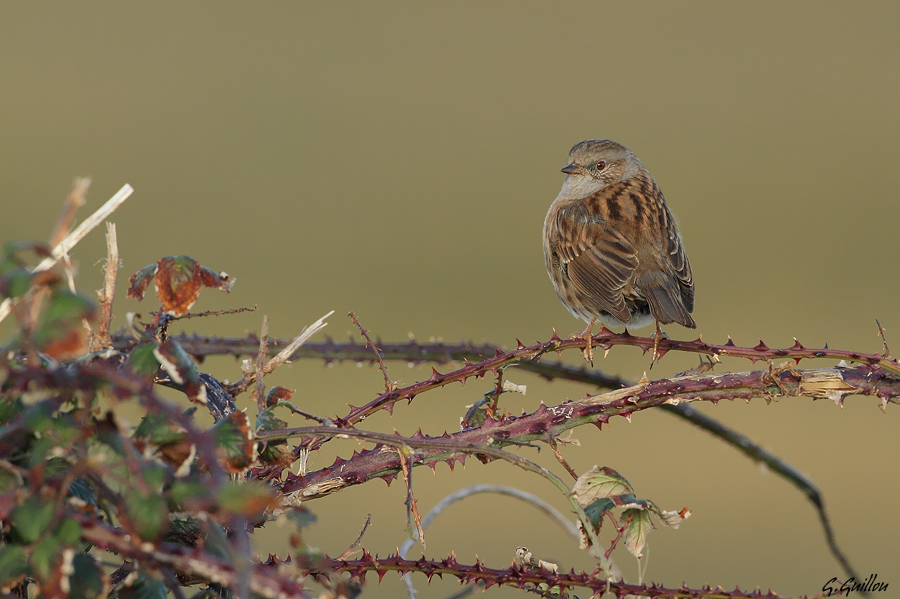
[569,317,597,365]
[650,321,668,367]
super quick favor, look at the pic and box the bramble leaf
[31,290,97,359]
[122,490,169,542]
[69,554,109,599]
[572,466,634,506]
[212,411,255,473]
[0,545,29,586]
[11,496,56,543]
[218,481,278,517]
[622,508,653,558]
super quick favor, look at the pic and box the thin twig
[397,449,425,548]
[275,402,334,426]
[664,401,865,589]
[253,316,269,412]
[169,306,258,321]
[546,435,578,480]
[49,177,91,247]
[349,311,395,392]
[398,484,579,599]
[226,310,334,396]
[0,183,134,325]
[876,319,891,358]
[93,223,119,351]
[337,514,372,560]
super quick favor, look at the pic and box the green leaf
[133,412,183,446]
[621,508,653,558]
[125,263,159,302]
[123,490,169,541]
[140,464,168,493]
[23,400,56,434]
[609,493,650,510]
[583,497,615,529]
[113,573,167,599]
[30,535,64,582]
[0,265,34,299]
[0,396,24,424]
[255,407,287,433]
[170,480,210,506]
[211,411,254,473]
[255,407,291,466]
[54,518,83,546]
[202,521,233,561]
[165,518,203,546]
[31,290,96,349]
[95,413,127,456]
[461,397,491,429]
[0,470,20,492]
[0,545,29,586]
[286,506,317,529]
[218,481,276,517]
[46,457,75,477]
[1,240,49,259]
[572,466,635,506]
[11,496,56,543]
[69,554,108,599]
[125,342,160,377]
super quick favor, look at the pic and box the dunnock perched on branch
[543,139,695,360]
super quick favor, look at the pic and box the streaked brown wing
[552,202,639,323]
[661,204,694,313]
[637,201,695,328]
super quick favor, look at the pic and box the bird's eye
[595,161,607,170]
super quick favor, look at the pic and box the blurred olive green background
[2,2,898,597]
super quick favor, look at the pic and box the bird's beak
[561,163,581,175]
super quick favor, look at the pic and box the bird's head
[559,139,643,198]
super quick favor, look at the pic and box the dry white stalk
[0,183,134,325]
[264,310,335,375]
[92,222,120,350]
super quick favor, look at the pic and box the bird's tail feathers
[644,284,696,329]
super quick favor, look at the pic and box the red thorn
[550,329,561,342]
[791,338,805,350]
[724,337,735,347]
[516,339,526,350]
[754,340,769,351]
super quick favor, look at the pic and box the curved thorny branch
[124,325,899,593]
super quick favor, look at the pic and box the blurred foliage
[0,243,287,599]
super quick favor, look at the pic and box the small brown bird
[543,140,695,352]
